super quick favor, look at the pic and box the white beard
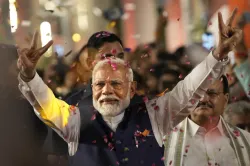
[93,91,131,117]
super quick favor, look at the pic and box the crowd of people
[0,6,250,166]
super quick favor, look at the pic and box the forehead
[98,42,123,53]
[93,64,128,81]
[208,79,224,91]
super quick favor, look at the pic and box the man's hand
[17,30,53,82]
[213,8,243,60]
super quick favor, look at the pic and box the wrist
[20,71,36,82]
[212,47,228,61]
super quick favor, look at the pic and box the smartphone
[202,32,215,50]
[243,12,250,23]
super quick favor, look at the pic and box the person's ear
[86,56,94,70]
[129,81,137,99]
[87,48,98,70]
[223,93,229,109]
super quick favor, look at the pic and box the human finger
[37,40,53,56]
[19,50,33,68]
[29,30,39,51]
[218,12,226,36]
[226,8,238,26]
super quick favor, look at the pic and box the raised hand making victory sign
[213,8,243,60]
[17,30,53,82]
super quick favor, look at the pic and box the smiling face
[92,61,136,117]
[191,79,229,124]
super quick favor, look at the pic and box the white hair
[92,58,133,82]
[224,101,250,123]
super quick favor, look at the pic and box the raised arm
[147,8,243,146]
[17,31,80,155]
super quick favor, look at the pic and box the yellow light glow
[9,0,16,3]
[72,33,81,42]
[110,21,116,28]
[40,21,52,57]
[9,0,18,33]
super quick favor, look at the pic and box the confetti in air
[103,135,108,143]
[110,132,113,138]
[154,105,159,111]
[109,21,116,28]
[111,49,117,55]
[233,130,240,137]
[111,62,117,71]
[156,88,169,97]
[142,129,150,137]
[91,113,96,121]
[96,33,101,38]
[124,48,131,52]
[173,127,178,132]
[143,96,149,103]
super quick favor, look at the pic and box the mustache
[98,95,120,102]
[197,102,213,108]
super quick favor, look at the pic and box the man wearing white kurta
[16,8,242,166]
[164,75,250,166]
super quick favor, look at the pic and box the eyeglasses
[205,90,224,98]
[92,80,132,91]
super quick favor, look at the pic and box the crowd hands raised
[10,7,250,166]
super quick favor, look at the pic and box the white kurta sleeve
[18,72,80,154]
[147,52,229,146]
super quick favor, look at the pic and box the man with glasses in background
[164,75,250,166]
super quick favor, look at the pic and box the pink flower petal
[96,34,101,38]
[91,113,96,120]
[110,132,113,138]
[143,96,149,103]
[154,105,159,111]
[111,49,117,55]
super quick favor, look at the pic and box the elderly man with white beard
[17,8,242,166]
